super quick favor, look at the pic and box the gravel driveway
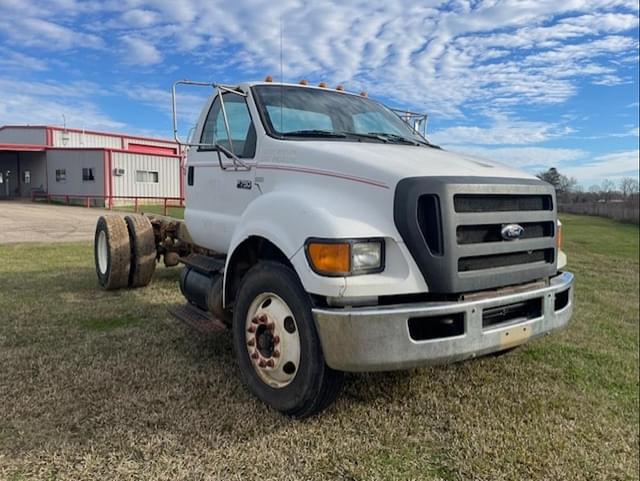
[0,200,111,244]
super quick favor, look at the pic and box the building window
[135,170,159,183]
[55,169,66,182]
[82,167,95,182]
[23,171,31,184]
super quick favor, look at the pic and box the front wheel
[232,261,343,418]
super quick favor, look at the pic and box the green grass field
[0,214,638,480]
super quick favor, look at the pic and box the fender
[222,186,397,304]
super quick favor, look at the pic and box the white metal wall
[52,130,121,149]
[0,127,46,145]
[111,152,181,198]
[18,152,47,195]
[0,152,19,197]
[46,149,105,196]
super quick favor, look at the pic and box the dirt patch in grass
[0,214,637,480]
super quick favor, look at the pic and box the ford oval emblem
[501,223,524,240]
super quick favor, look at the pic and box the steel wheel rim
[97,230,108,275]
[245,292,300,388]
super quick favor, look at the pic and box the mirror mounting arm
[172,79,251,172]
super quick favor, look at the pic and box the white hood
[274,140,537,186]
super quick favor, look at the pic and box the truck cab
[95,79,574,417]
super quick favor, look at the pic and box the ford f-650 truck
[93,78,574,418]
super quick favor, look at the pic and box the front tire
[232,261,343,418]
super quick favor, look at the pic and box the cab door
[185,91,259,252]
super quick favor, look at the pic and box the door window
[201,94,256,158]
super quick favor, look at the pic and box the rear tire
[232,261,344,418]
[124,215,156,288]
[94,215,130,290]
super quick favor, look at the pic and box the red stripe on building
[127,143,178,156]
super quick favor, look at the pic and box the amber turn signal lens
[307,242,350,274]
[556,220,563,249]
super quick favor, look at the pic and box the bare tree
[601,179,616,201]
[619,177,640,198]
[559,175,577,193]
[589,184,601,193]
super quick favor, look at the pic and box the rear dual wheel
[94,214,156,290]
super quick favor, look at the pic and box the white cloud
[442,145,639,185]
[430,117,572,145]
[120,36,163,65]
[114,83,210,132]
[612,126,640,138]
[0,17,103,50]
[563,150,640,183]
[446,145,587,169]
[0,50,48,71]
[1,0,637,115]
[121,9,160,28]
[0,78,124,130]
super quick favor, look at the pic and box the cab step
[168,303,227,334]
[179,254,225,275]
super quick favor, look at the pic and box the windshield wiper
[367,132,440,148]
[281,129,347,138]
[339,132,389,143]
[367,132,425,146]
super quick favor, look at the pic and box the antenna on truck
[279,15,284,133]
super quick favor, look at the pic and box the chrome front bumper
[313,271,574,372]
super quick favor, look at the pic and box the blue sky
[0,0,638,187]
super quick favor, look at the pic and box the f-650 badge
[501,223,524,240]
[237,180,252,190]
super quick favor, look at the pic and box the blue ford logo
[501,224,524,240]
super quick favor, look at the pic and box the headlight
[305,238,385,276]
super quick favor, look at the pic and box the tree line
[536,167,639,204]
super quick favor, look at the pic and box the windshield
[252,85,428,145]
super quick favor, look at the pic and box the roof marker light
[265,75,273,82]
[336,85,344,91]
[360,91,368,97]
[299,79,309,85]
[318,82,327,88]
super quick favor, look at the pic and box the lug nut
[272,350,280,358]
[273,335,280,345]
[251,317,259,324]
[258,360,267,368]
[251,351,260,360]
[247,326,256,333]
[267,323,275,331]
[258,314,268,323]
[247,339,255,347]
[265,359,275,368]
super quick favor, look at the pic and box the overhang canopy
[0,143,47,152]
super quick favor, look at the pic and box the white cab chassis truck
[94,80,574,418]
